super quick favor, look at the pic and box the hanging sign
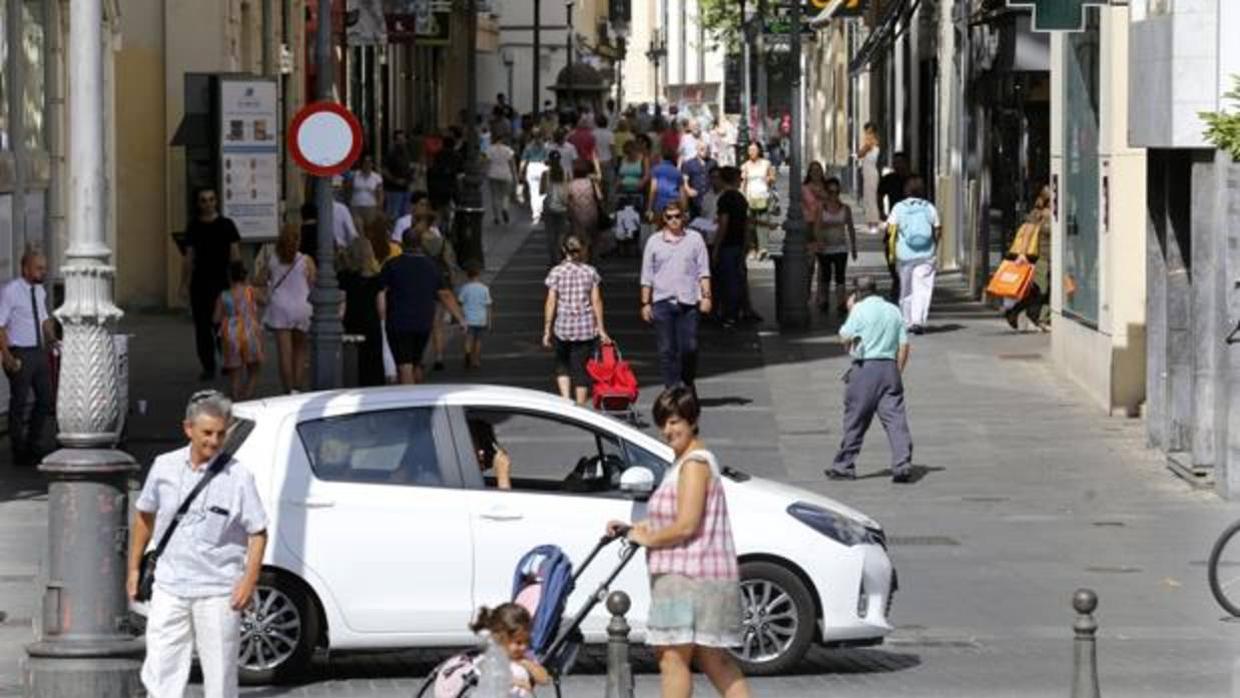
[1008,0,1105,32]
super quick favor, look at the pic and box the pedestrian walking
[593,113,616,202]
[0,249,54,465]
[329,177,361,248]
[814,173,859,314]
[550,128,580,177]
[711,167,749,327]
[427,136,461,216]
[541,150,571,266]
[878,152,910,302]
[678,119,701,165]
[606,386,752,698]
[648,149,688,221]
[615,138,649,211]
[520,130,549,223]
[826,275,914,483]
[485,133,518,225]
[378,229,467,385]
[1003,184,1053,332]
[382,129,414,221]
[740,143,776,260]
[417,217,461,374]
[182,187,241,381]
[258,225,314,394]
[888,175,941,333]
[641,202,712,390]
[338,236,385,387]
[213,261,264,400]
[128,390,267,698]
[567,159,604,250]
[568,115,599,173]
[613,118,635,168]
[457,260,492,369]
[857,122,882,234]
[542,235,610,405]
[682,140,713,220]
[346,154,385,230]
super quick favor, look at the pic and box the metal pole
[566,0,574,111]
[25,0,144,692]
[1071,589,1101,698]
[604,591,634,698]
[756,0,768,143]
[778,0,808,330]
[739,0,751,160]
[310,0,344,391]
[533,0,542,114]
[458,0,486,266]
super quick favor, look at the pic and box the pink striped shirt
[646,449,739,580]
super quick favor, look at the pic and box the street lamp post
[646,31,666,116]
[533,0,541,114]
[25,0,145,694]
[778,0,809,330]
[458,0,486,266]
[310,0,344,390]
[565,0,574,111]
[738,0,755,161]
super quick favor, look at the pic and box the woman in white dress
[259,224,316,394]
[857,122,882,234]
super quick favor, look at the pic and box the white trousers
[525,162,547,222]
[142,588,240,698]
[898,258,936,329]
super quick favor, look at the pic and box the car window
[622,440,670,484]
[465,409,624,495]
[297,408,448,487]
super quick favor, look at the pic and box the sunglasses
[664,213,683,220]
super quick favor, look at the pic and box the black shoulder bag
[135,422,252,602]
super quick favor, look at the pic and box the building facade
[1129,0,1240,497]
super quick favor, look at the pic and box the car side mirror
[619,466,656,499]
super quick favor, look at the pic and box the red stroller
[585,343,639,423]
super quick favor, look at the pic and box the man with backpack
[887,175,941,334]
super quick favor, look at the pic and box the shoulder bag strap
[269,255,298,294]
[148,420,254,560]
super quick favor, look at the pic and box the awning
[848,0,921,75]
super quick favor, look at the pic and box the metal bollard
[605,591,634,698]
[341,333,365,388]
[1071,588,1101,698]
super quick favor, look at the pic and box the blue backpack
[897,199,937,254]
[511,545,575,655]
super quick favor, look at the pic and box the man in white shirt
[677,119,700,166]
[329,177,360,247]
[0,250,56,465]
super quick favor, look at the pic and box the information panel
[218,78,280,241]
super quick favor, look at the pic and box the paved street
[1,194,1239,697]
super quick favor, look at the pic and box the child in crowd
[457,260,492,369]
[213,260,264,399]
[469,603,549,698]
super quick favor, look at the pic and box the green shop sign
[1008,0,1105,32]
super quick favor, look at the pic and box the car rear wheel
[732,560,816,676]
[238,570,320,685]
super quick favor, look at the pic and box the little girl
[214,260,264,399]
[470,603,549,697]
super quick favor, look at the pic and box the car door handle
[292,497,336,509]
[480,509,524,521]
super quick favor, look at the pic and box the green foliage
[1202,75,1240,160]
[698,0,745,52]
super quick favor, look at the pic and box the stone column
[24,0,144,694]
[1192,151,1222,471]
[1145,152,1168,450]
[1215,152,1240,498]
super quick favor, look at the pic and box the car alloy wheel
[738,578,799,663]
[240,585,303,672]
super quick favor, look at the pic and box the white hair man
[127,390,268,698]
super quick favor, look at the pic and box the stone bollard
[1071,588,1101,698]
[605,591,635,698]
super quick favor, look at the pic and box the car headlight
[786,502,883,547]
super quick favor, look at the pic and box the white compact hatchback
[194,385,895,683]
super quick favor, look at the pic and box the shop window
[1062,8,1100,326]
[21,0,44,152]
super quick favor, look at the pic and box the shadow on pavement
[0,463,48,502]
[856,464,945,484]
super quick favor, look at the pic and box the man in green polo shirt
[826,276,914,483]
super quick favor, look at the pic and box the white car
[200,385,895,683]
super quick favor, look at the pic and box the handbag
[986,259,1034,300]
[135,421,252,602]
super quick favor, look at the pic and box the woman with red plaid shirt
[608,387,751,698]
[542,235,612,405]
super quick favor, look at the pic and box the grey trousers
[830,359,913,475]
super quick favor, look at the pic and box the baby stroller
[417,528,639,698]
[585,343,640,425]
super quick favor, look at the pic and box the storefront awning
[848,0,921,75]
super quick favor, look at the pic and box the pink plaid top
[647,449,739,581]
[545,261,601,341]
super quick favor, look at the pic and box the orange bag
[986,260,1034,300]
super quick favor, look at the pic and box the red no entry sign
[288,101,363,177]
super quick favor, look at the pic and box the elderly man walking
[826,276,914,484]
[887,175,941,333]
[128,390,268,697]
[640,201,712,390]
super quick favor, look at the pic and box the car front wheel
[732,560,816,676]
[238,571,321,685]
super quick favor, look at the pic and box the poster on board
[218,78,280,241]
